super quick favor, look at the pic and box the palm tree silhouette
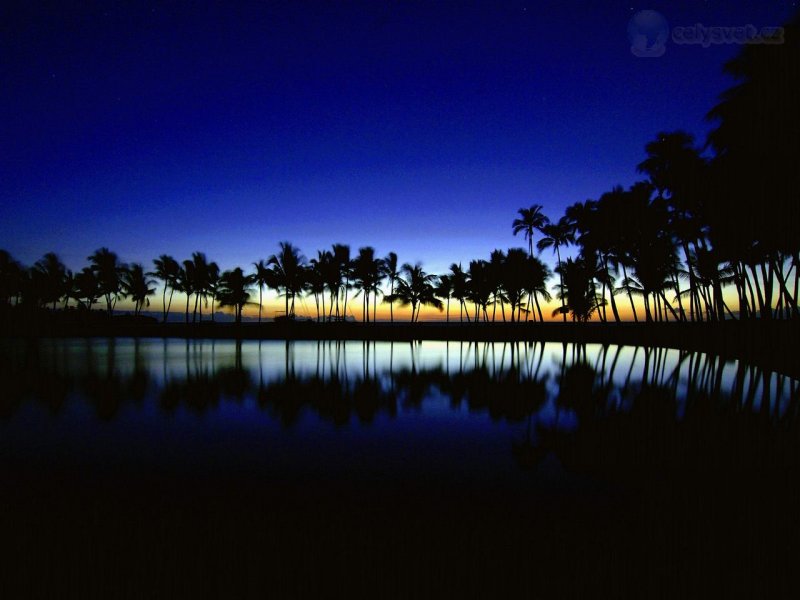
[386,263,442,322]
[33,252,68,310]
[351,246,383,322]
[512,204,549,258]
[122,263,156,316]
[216,267,255,324]
[269,242,306,319]
[382,251,400,323]
[449,263,470,322]
[435,274,454,323]
[252,259,271,323]
[524,255,551,322]
[88,247,125,315]
[537,217,574,322]
[151,255,181,322]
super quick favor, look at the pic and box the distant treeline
[1,18,797,324]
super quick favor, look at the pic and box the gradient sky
[2,1,797,318]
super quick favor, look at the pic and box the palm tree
[434,274,453,322]
[0,250,24,308]
[33,252,68,310]
[216,267,255,324]
[501,248,529,322]
[252,259,271,323]
[537,217,574,322]
[488,249,507,322]
[382,252,400,323]
[151,255,180,322]
[385,263,442,322]
[512,205,549,258]
[206,261,220,321]
[73,267,101,310]
[331,244,351,320]
[175,263,192,324]
[189,252,211,322]
[524,255,551,322]
[306,257,327,322]
[88,247,125,315]
[449,263,470,322]
[123,263,156,316]
[554,258,600,322]
[269,242,306,319]
[637,131,707,321]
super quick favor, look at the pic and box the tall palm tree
[352,246,384,322]
[524,255,551,322]
[331,244,351,320]
[252,259,271,323]
[382,251,400,323]
[206,261,220,321]
[501,248,529,322]
[385,263,442,322]
[637,131,707,321]
[449,263,470,322]
[151,255,181,322]
[537,217,574,322]
[216,267,255,324]
[269,242,306,319]
[122,263,156,316]
[512,204,549,257]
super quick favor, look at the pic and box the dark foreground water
[2,338,799,596]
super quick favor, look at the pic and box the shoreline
[4,319,799,378]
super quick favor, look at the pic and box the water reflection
[2,338,798,479]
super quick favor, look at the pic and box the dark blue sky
[2,0,797,276]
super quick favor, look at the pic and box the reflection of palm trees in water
[4,339,800,475]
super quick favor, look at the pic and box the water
[2,337,799,594]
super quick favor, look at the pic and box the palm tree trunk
[258,286,263,323]
[774,258,800,319]
[534,292,543,322]
[556,246,566,322]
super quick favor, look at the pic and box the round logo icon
[628,10,669,57]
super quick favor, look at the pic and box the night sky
[2,1,797,316]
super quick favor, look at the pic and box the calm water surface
[2,337,797,486]
[3,337,800,595]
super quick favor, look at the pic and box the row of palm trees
[508,17,799,323]
[0,242,558,323]
[2,18,797,324]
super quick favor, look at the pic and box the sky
[1,0,797,319]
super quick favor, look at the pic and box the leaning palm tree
[385,263,442,322]
[537,217,574,322]
[216,267,255,324]
[151,254,181,322]
[435,274,454,322]
[122,263,157,316]
[512,204,549,257]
